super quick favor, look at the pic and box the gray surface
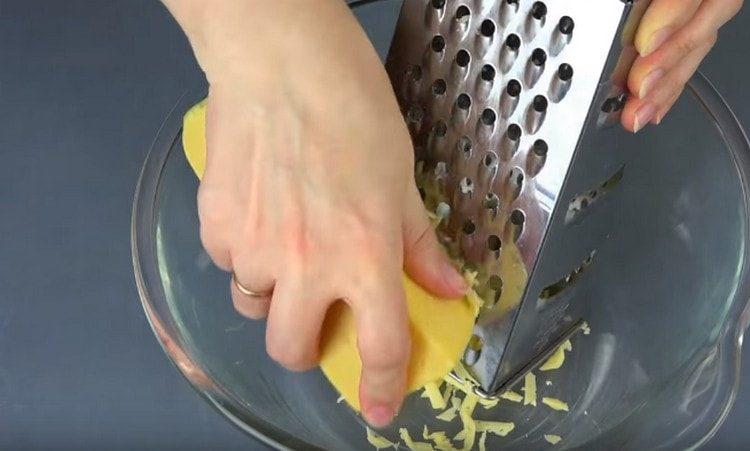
[0,0,748,449]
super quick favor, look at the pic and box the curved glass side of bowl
[132,71,750,450]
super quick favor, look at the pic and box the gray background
[0,0,748,449]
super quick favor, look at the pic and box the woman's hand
[622,0,743,132]
[163,0,467,428]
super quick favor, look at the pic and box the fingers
[402,186,467,299]
[230,259,275,319]
[630,0,730,96]
[634,0,702,57]
[197,185,233,271]
[623,0,739,132]
[651,38,714,123]
[349,268,410,428]
[230,280,272,320]
[622,39,713,132]
[265,277,330,371]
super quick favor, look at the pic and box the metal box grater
[385,0,651,396]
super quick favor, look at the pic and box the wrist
[165,0,356,88]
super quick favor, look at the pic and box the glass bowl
[132,10,750,451]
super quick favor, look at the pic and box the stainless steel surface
[387,0,650,395]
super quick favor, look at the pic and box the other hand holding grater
[385,0,651,397]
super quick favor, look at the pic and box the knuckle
[267,338,314,372]
[197,186,233,227]
[359,333,410,371]
[676,34,700,54]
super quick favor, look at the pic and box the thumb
[402,186,467,298]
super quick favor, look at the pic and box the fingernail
[642,27,674,57]
[633,103,657,133]
[639,69,664,99]
[365,404,395,428]
[443,262,468,293]
[653,112,664,125]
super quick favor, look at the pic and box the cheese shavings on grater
[385,0,651,397]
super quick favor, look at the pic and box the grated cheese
[366,427,395,449]
[541,397,569,412]
[523,372,537,406]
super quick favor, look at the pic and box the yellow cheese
[182,101,477,411]
[544,434,562,445]
[366,428,395,450]
[541,397,569,412]
[400,428,435,451]
[457,393,478,451]
[478,432,487,451]
[499,391,523,403]
[475,420,515,437]
[422,427,456,451]
[422,381,448,410]
[539,340,572,372]
[523,372,537,406]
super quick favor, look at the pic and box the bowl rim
[131,55,750,451]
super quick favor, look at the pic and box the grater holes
[483,193,501,224]
[431,35,446,53]
[526,96,548,134]
[509,209,525,242]
[531,2,547,20]
[431,0,446,9]
[509,167,525,200]
[481,64,496,82]
[456,49,471,67]
[406,105,424,124]
[531,48,547,67]
[505,33,521,51]
[409,65,423,84]
[458,135,473,152]
[559,63,574,81]
[533,95,548,112]
[462,219,476,235]
[526,49,546,88]
[463,334,483,366]
[432,79,447,96]
[483,152,497,168]
[602,94,626,113]
[558,16,575,35]
[550,64,573,102]
[487,234,502,252]
[481,108,497,126]
[501,80,522,118]
[406,105,424,125]
[484,192,500,210]
[487,274,503,304]
[455,5,471,21]
[538,251,595,303]
[511,209,525,225]
[566,167,624,223]
[456,93,472,110]
[507,79,522,97]
[480,19,496,37]
[532,139,548,157]
[508,123,522,140]
[527,139,548,176]
[433,120,448,138]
